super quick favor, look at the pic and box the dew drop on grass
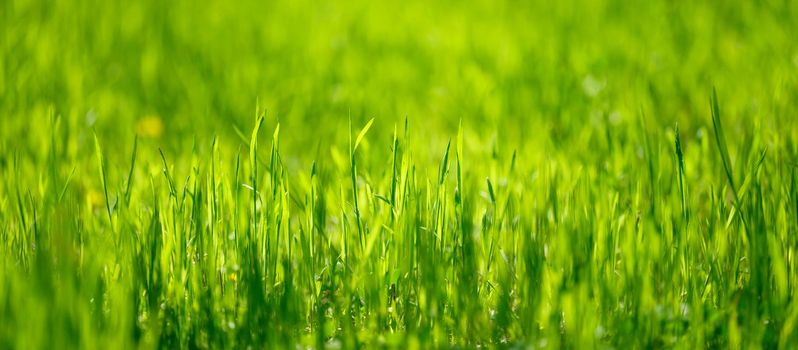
[595,325,606,338]
[85,110,97,126]
[582,75,606,97]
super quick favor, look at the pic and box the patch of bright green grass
[2,0,798,348]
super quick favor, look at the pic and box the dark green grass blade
[710,88,737,197]
[674,124,688,223]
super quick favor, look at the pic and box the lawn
[2,0,798,348]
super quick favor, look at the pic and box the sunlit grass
[2,0,798,348]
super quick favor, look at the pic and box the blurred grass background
[3,0,796,157]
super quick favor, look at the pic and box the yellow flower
[136,115,164,138]
[87,189,104,211]
[229,273,237,282]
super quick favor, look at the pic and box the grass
[2,0,798,348]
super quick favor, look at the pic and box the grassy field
[2,0,798,348]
